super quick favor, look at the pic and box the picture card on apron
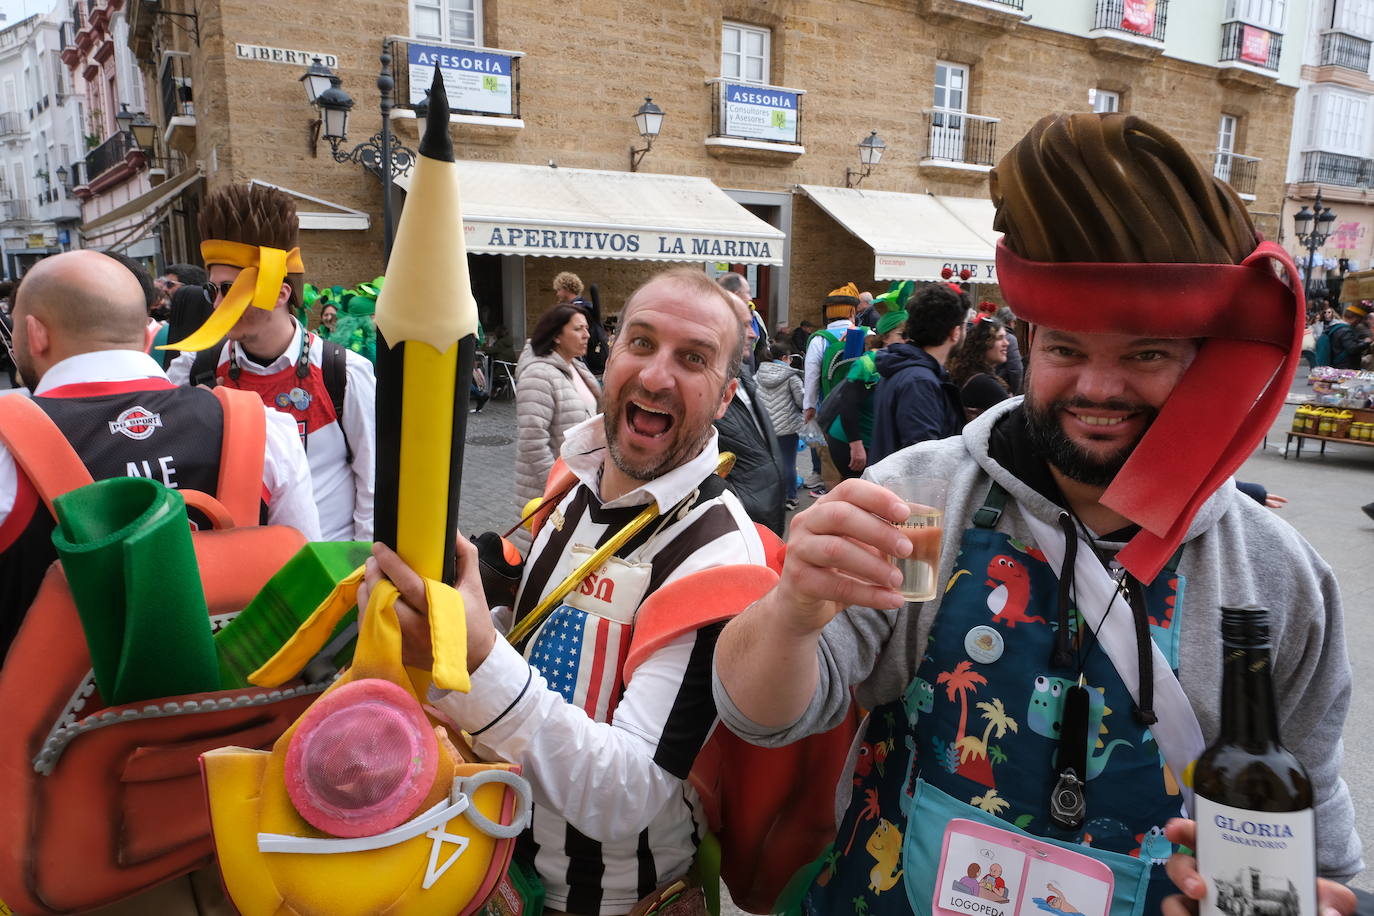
[934,820,1023,916]
[933,819,1115,916]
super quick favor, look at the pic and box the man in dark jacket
[870,283,966,462]
[1326,302,1371,369]
[716,326,789,535]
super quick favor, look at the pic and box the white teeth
[1079,415,1125,426]
[633,402,670,417]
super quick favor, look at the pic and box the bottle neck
[1219,643,1281,748]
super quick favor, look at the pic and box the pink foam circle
[284,678,439,838]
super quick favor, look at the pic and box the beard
[1023,392,1157,487]
[603,382,715,482]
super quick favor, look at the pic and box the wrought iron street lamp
[629,97,664,172]
[305,43,417,262]
[1293,190,1338,300]
[846,129,886,188]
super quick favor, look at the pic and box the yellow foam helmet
[201,567,532,916]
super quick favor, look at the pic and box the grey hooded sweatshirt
[715,396,1363,882]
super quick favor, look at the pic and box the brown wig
[990,113,1258,265]
[530,303,585,357]
[198,184,303,307]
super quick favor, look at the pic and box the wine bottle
[1194,605,1316,916]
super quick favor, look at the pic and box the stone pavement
[458,381,1374,906]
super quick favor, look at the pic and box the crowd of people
[0,111,1363,916]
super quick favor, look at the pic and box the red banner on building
[1121,0,1157,35]
[1241,25,1272,65]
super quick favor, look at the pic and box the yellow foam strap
[160,240,304,353]
[249,564,469,694]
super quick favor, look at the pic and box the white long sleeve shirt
[802,318,855,412]
[431,418,765,915]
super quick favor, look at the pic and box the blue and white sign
[407,43,514,116]
[722,83,799,144]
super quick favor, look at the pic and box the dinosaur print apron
[805,485,1185,916]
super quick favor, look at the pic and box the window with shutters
[411,0,480,47]
[721,22,770,84]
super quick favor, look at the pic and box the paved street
[458,380,1374,903]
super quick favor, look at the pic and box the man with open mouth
[371,266,772,916]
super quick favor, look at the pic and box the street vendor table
[1283,430,1374,459]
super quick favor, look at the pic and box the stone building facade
[122,0,1303,335]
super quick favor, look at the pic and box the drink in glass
[885,478,948,603]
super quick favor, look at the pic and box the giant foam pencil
[373,67,476,586]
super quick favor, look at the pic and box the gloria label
[1195,795,1316,916]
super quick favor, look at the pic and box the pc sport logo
[108,406,164,440]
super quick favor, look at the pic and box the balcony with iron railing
[703,78,805,161]
[0,111,24,139]
[82,129,141,189]
[2,199,32,222]
[1092,0,1167,42]
[1300,150,1374,188]
[1211,150,1260,200]
[918,0,1028,29]
[921,109,999,171]
[1320,30,1372,72]
[1219,20,1282,72]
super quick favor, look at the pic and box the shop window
[412,0,481,46]
[721,22,769,84]
[1091,88,1119,112]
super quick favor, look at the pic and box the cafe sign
[720,83,801,144]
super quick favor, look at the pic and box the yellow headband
[159,240,304,353]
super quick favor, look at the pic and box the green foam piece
[51,477,218,706]
[213,541,371,688]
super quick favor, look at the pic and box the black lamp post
[1293,190,1338,302]
[306,42,418,262]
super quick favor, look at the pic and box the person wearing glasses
[165,184,375,541]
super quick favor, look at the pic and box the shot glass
[883,477,948,603]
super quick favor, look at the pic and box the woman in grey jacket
[515,303,602,517]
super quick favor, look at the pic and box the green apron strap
[1164,546,1184,574]
[971,481,1008,529]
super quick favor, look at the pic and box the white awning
[80,166,203,234]
[249,179,370,230]
[798,185,1001,282]
[393,161,784,265]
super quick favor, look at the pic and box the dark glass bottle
[1194,605,1316,916]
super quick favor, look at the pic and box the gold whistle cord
[504,452,735,647]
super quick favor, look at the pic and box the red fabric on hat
[995,239,1304,583]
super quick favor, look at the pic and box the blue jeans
[776,433,799,500]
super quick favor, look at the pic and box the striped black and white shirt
[432,416,766,915]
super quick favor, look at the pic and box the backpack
[808,327,865,401]
[191,336,354,462]
[0,388,316,916]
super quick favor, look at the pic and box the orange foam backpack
[0,388,315,916]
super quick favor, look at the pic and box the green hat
[876,310,908,336]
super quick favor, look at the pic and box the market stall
[1285,367,1374,458]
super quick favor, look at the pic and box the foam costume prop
[50,476,219,705]
[0,390,317,916]
[990,113,1305,582]
[159,240,305,354]
[201,70,532,916]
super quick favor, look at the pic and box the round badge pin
[964,625,1004,664]
[290,387,312,410]
[274,392,292,409]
